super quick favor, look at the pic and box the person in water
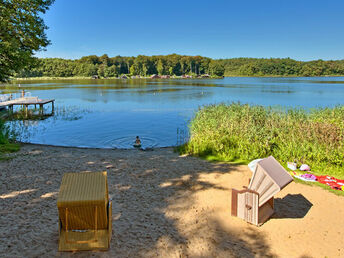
[134,136,141,147]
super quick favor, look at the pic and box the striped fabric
[57,172,109,230]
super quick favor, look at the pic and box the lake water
[1,77,344,149]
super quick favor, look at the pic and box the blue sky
[36,0,344,61]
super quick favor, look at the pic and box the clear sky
[36,0,344,61]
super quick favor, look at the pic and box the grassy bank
[179,103,344,181]
[11,75,223,81]
[0,119,20,160]
[12,76,93,81]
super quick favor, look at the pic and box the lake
[1,77,344,149]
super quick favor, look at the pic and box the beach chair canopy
[248,156,293,207]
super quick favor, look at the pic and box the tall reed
[181,103,344,178]
[0,119,20,157]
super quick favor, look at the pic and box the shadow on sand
[273,194,313,219]
[0,145,279,257]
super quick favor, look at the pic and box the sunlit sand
[0,144,343,257]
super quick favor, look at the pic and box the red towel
[316,175,344,191]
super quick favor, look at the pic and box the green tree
[97,64,106,77]
[180,59,186,74]
[142,64,148,76]
[157,59,164,75]
[0,0,55,81]
[13,54,344,79]
[99,54,110,66]
[129,64,137,75]
[79,55,100,65]
[104,65,119,77]
[209,61,225,76]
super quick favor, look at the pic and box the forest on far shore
[14,54,344,78]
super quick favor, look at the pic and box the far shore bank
[7,74,344,81]
[9,75,221,81]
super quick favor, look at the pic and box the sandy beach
[0,144,343,257]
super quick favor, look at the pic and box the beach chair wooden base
[231,189,274,226]
[59,229,110,251]
[58,201,112,251]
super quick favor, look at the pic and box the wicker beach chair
[231,156,293,226]
[57,171,112,251]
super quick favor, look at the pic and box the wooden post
[39,104,43,115]
[52,101,54,113]
[25,105,28,118]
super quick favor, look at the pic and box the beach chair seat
[57,171,112,251]
[231,156,293,226]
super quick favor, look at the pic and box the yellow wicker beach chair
[57,171,112,251]
[231,156,293,226]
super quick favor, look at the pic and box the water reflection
[1,77,344,148]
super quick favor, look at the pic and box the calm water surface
[1,77,344,148]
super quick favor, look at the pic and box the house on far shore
[160,75,170,79]
[150,74,160,79]
[201,74,210,78]
[92,75,99,79]
[120,75,128,79]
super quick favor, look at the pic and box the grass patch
[0,119,20,160]
[180,103,344,192]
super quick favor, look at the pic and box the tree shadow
[272,194,313,219]
[0,145,276,257]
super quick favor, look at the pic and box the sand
[0,144,343,257]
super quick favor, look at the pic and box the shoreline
[8,74,344,81]
[14,141,176,151]
[9,143,344,196]
[9,75,222,81]
[0,143,343,257]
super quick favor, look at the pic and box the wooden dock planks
[0,98,54,107]
[0,97,55,116]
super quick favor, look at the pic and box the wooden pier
[0,97,55,117]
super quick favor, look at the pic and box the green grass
[0,119,20,160]
[12,74,223,81]
[12,76,93,80]
[179,103,344,194]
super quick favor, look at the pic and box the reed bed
[0,119,20,159]
[180,103,344,178]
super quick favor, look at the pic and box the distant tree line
[14,54,344,78]
[218,58,344,77]
[15,54,224,78]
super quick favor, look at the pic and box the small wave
[108,135,159,149]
